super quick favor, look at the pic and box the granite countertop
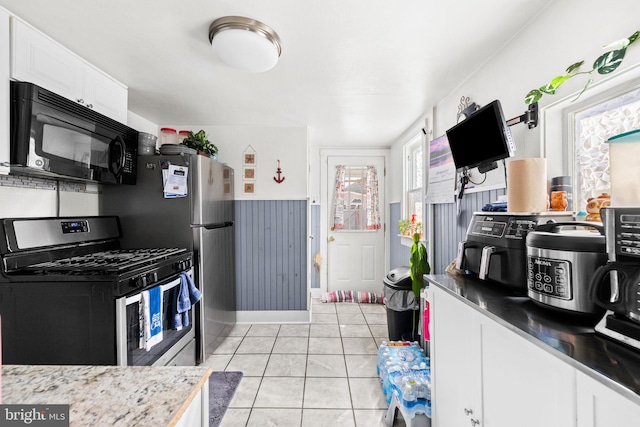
[1,365,212,426]
[426,274,640,404]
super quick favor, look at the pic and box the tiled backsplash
[0,174,94,193]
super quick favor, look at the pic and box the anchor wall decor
[273,160,285,183]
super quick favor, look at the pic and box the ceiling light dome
[208,16,282,73]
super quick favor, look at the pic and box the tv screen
[445,100,515,172]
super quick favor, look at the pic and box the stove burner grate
[23,248,187,274]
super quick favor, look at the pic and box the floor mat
[322,290,384,303]
[209,371,243,427]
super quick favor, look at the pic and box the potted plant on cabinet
[181,130,218,159]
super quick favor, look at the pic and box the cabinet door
[0,7,10,175]
[11,17,83,100]
[576,371,640,427]
[83,65,128,124]
[431,287,483,427]
[481,318,576,427]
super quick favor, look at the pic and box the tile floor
[202,298,408,427]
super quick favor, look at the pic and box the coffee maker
[590,207,640,349]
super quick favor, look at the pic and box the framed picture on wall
[244,182,255,194]
[243,167,256,180]
[244,153,256,165]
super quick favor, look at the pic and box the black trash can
[383,266,419,341]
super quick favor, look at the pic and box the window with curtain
[574,88,640,210]
[332,165,380,231]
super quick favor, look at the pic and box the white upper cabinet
[10,17,127,124]
[0,7,10,175]
[83,65,128,124]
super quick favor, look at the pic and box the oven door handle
[125,269,193,306]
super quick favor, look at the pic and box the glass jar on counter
[178,130,191,144]
[159,127,178,145]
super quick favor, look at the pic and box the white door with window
[323,154,386,293]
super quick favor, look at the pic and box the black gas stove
[0,216,192,297]
[0,216,195,366]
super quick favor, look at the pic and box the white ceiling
[0,0,554,147]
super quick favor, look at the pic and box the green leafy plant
[398,219,423,237]
[181,130,218,156]
[409,232,430,335]
[525,29,640,105]
[398,219,412,236]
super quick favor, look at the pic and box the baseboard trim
[310,288,324,299]
[236,310,311,324]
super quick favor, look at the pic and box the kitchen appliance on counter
[100,154,235,363]
[456,212,574,292]
[591,207,640,350]
[526,222,607,315]
[0,216,194,366]
[10,81,138,184]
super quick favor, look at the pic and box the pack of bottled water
[378,341,432,423]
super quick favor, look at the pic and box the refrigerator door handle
[201,221,234,230]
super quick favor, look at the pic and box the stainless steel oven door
[115,269,196,366]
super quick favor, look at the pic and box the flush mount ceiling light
[208,16,282,73]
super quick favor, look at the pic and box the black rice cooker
[525,222,607,315]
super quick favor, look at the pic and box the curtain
[332,165,346,229]
[365,166,381,230]
[332,165,380,231]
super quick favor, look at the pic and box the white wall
[0,119,307,221]
[387,110,433,207]
[0,186,57,218]
[386,0,640,202]
[167,125,308,201]
[433,0,640,178]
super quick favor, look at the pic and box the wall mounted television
[445,99,515,173]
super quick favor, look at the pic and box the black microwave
[10,81,137,184]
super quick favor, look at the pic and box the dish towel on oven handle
[172,272,202,330]
[140,286,163,351]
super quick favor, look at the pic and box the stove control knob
[133,272,158,289]
[134,276,148,288]
[175,259,192,271]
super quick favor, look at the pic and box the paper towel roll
[507,158,547,212]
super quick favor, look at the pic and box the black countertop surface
[425,274,640,403]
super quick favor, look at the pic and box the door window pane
[333,165,380,231]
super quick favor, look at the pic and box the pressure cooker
[525,222,607,315]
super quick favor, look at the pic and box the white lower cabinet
[431,286,575,427]
[576,371,640,427]
[174,382,209,427]
[480,317,575,427]
[430,285,482,426]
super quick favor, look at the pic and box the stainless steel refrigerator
[99,154,235,363]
